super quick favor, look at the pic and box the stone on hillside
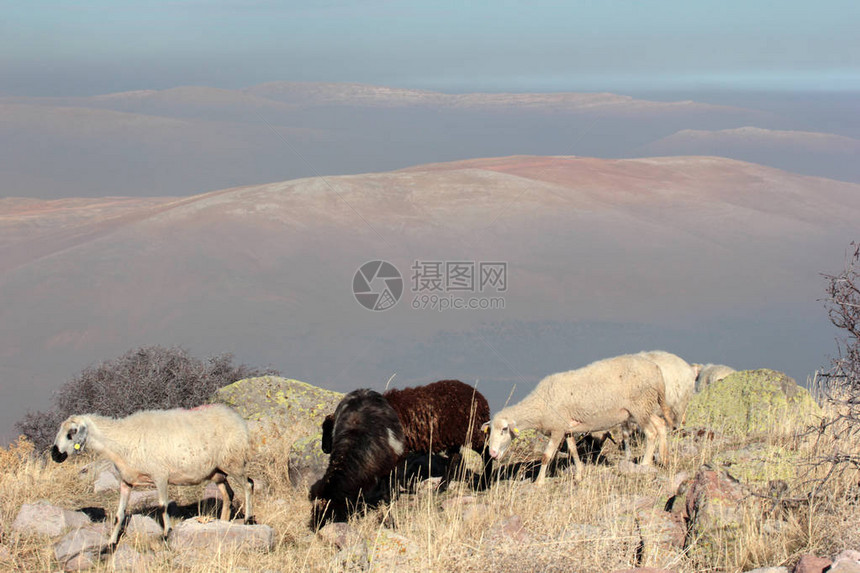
[125,515,163,537]
[127,489,159,511]
[288,433,328,488]
[317,522,361,550]
[331,541,370,572]
[712,442,802,485]
[793,554,832,573]
[13,501,92,537]
[685,466,747,558]
[685,369,822,437]
[53,527,106,570]
[636,505,686,567]
[93,469,121,493]
[367,531,419,570]
[108,546,157,572]
[215,376,343,430]
[610,569,677,573]
[830,560,860,573]
[168,518,275,553]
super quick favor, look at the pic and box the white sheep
[51,404,254,548]
[610,350,698,460]
[694,363,736,392]
[482,354,672,485]
[639,350,697,427]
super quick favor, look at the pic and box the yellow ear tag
[74,443,81,450]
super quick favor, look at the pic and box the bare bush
[16,345,277,451]
[814,242,860,484]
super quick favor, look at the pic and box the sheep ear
[510,423,520,438]
[480,422,490,434]
[72,423,88,452]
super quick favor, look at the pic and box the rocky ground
[1,370,858,572]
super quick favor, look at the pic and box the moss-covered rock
[215,376,344,490]
[712,443,800,485]
[685,369,822,437]
[215,376,343,431]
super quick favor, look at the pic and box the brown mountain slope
[0,155,857,443]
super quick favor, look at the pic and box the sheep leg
[242,477,255,525]
[155,479,171,539]
[536,431,562,485]
[639,414,668,467]
[651,413,669,465]
[564,434,584,478]
[108,481,132,548]
[216,480,234,521]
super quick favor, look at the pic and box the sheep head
[483,417,519,460]
[51,416,89,463]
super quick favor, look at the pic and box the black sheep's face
[51,417,88,463]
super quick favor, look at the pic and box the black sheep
[309,389,404,527]
[383,379,492,489]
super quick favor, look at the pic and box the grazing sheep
[383,379,492,489]
[695,363,736,391]
[310,389,405,527]
[609,350,698,460]
[51,404,254,548]
[639,350,697,427]
[483,354,671,485]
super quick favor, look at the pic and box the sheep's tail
[657,384,674,428]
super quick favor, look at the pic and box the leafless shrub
[813,242,860,489]
[16,345,277,451]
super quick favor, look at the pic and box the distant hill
[641,126,860,183]
[0,83,769,199]
[1,155,857,442]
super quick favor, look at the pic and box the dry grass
[1,409,859,573]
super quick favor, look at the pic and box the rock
[441,495,478,512]
[793,554,832,573]
[108,546,156,572]
[685,369,822,437]
[684,466,746,558]
[168,518,275,553]
[612,567,675,573]
[833,550,860,565]
[127,489,159,511]
[831,561,860,573]
[486,514,530,544]
[124,515,163,537]
[53,527,106,570]
[12,501,92,537]
[317,522,361,550]
[287,433,328,488]
[331,542,370,572]
[78,459,116,479]
[93,470,120,493]
[636,505,686,566]
[215,376,343,430]
[712,443,801,485]
[367,530,419,570]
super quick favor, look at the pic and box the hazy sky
[2,0,859,96]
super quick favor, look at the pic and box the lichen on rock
[685,369,822,437]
